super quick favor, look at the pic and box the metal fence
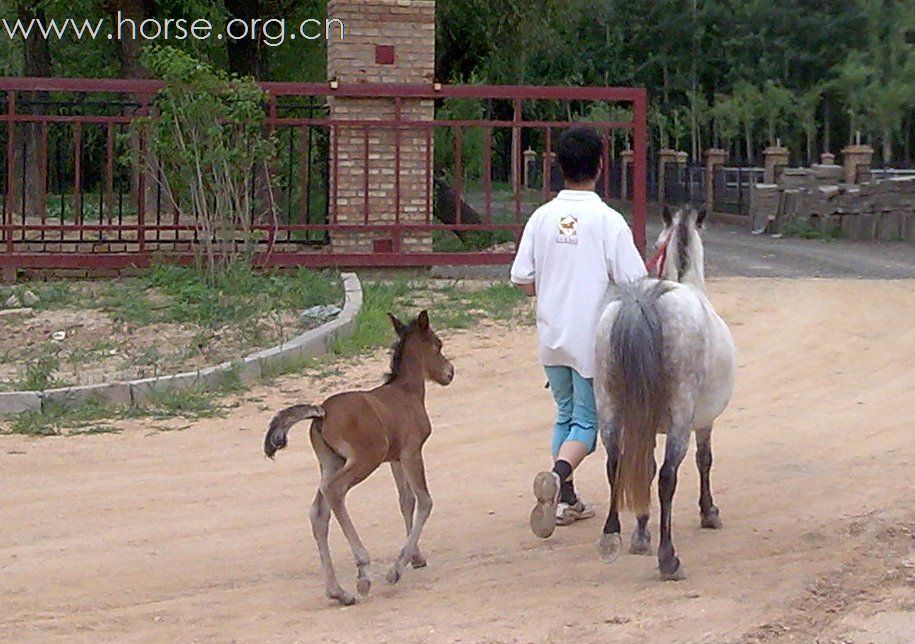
[713,166,765,217]
[0,78,648,273]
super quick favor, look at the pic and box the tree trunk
[823,101,831,154]
[11,2,52,218]
[744,124,753,165]
[105,0,157,220]
[903,115,912,166]
[882,128,892,166]
[224,0,270,79]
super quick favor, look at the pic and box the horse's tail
[264,404,326,459]
[607,280,672,516]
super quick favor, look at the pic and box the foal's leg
[630,455,656,555]
[658,426,691,581]
[597,417,623,563]
[387,452,433,585]
[310,489,355,605]
[322,458,379,599]
[695,425,722,529]
[309,430,353,604]
[391,461,426,568]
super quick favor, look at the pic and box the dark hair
[557,126,603,183]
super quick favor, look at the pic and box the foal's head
[657,204,707,288]
[386,310,455,387]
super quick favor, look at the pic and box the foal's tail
[607,280,673,515]
[264,404,326,459]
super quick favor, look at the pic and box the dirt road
[2,278,913,643]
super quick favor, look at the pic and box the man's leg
[531,366,573,538]
[554,370,598,524]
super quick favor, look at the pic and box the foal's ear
[417,310,430,331]
[388,313,406,337]
[694,206,707,228]
[661,203,673,227]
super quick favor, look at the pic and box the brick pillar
[620,149,634,200]
[763,142,790,183]
[657,148,679,204]
[704,148,728,215]
[327,0,435,254]
[841,144,874,184]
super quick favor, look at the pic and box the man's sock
[551,460,577,504]
[552,459,573,482]
[560,479,577,505]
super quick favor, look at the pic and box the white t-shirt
[510,190,647,378]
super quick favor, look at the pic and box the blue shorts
[544,365,598,456]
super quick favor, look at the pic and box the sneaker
[530,471,560,538]
[555,499,595,526]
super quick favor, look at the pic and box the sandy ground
[1,278,914,643]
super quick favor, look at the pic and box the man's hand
[515,282,536,297]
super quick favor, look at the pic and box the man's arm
[510,216,537,296]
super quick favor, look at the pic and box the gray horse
[593,205,736,580]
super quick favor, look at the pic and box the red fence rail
[0,77,647,274]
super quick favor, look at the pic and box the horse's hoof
[659,557,685,581]
[597,533,622,564]
[386,567,401,585]
[331,591,358,606]
[701,508,723,529]
[629,536,652,555]
[411,553,427,569]
[356,578,371,595]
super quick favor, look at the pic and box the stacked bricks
[327,0,436,254]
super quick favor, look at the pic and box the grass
[2,277,532,436]
[3,375,246,437]
[783,218,842,240]
[0,263,343,390]
[95,263,342,328]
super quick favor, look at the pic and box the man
[510,126,647,538]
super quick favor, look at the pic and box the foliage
[139,46,278,282]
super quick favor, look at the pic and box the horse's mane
[676,216,692,278]
[384,318,419,384]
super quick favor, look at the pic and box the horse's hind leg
[322,458,378,601]
[391,461,426,568]
[387,452,432,585]
[695,425,722,529]
[597,417,623,563]
[310,489,355,606]
[658,426,690,581]
[309,429,355,605]
[630,456,656,555]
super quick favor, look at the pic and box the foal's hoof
[701,507,723,529]
[356,578,371,596]
[659,556,685,581]
[411,553,427,569]
[597,533,623,564]
[386,567,401,585]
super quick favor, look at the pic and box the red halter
[646,230,674,277]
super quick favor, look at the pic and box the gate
[712,166,764,217]
[663,163,706,207]
[0,78,648,273]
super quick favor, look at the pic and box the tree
[759,80,795,146]
[731,82,763,162]
[796,85,824,164]
[10,1,52,217]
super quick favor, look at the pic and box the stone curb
[0,273,362,416]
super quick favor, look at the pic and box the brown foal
[264,310,454,606]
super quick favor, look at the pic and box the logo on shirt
[556,215,579,244]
